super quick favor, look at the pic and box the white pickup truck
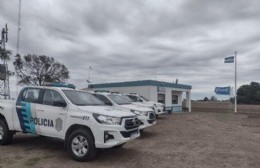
[126,94,165,116]
[92,92,156,130]
[0,85,140,161]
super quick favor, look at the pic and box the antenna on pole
[88,66,92,82]
[15,0,22,96]
[16,0,22,55]
[0,23,11,99]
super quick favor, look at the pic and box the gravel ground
[0,112,260,168]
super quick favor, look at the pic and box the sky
[0,0,260,100]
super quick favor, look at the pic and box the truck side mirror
[105,101,113,106]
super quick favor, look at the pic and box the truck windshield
[108,94,132,105]
[63,90,105,106]
[121,95,134,102]
[140,96,149,101]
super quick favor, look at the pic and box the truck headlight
[93,114,121,125]
[130,109,148,116]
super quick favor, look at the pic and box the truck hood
[132,102,153,108]
[145,101,164,107]
[120,104,153,112]
[77,106,135,117]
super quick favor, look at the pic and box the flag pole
[88,66,91,82]
[234,51,237,113]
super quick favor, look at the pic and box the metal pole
[1,25,8,99]
[88,66,91,82]
[7,64,10,99]
[16,0,22,55]
[234,51,237,113]
[3,57,6,99]
[16,0,22,96]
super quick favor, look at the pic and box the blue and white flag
[224,56,234,63]
[215,87,231,95]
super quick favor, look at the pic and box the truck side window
[43,89,66,106]
[94,94,112,106]
[128,95,139,102]
[22,88,42,103]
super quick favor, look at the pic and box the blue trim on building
[91,80,192,90]
[165,105,183,113]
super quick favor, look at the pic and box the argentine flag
[224,56,234,63]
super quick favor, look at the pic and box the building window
[172,95,178,104]
[157,93,165,104]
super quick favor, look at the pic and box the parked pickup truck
[126,94,165,116]
[92,92,156,130]
[0,85,140,161]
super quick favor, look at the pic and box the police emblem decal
[55,118,63,132]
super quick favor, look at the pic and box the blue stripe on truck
[16,101,36,134]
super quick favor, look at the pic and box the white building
[90,80,192,112]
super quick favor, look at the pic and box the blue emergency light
[45,82,76,89]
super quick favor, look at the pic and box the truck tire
[0,119,13,145]
[67,128,97,162]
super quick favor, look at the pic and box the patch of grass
[42,155,54,160]
[215,113,231,122]
[0,157,15,165]
[24,147,35,151]
[23,155,53,167]
[15,155,24,160]
[24,157,42,167]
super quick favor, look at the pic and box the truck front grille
[124,117,140,130]
[148,120,155,124]
[149,112,156,120]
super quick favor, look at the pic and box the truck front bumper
[138,115,156,130]
[94,125,140,149]
[155,107,165,115]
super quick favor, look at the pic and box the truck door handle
[59,113,65,116]
[16,105,23,109]
[37,109,45,112]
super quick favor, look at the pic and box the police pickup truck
[92,92,156,130]
[0,84,140,161]
[126,94,165,116]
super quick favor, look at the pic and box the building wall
[149,86,158,102]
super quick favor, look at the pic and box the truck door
[15,88,44,134]
[35,89,67,138]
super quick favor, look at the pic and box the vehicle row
[0,83,165,161]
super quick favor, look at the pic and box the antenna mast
[15,0,22,96]
[0,24,10,99]
[17,0,22,55]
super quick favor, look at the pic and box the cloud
[1,0,260,99]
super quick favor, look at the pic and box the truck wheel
[0,120,13,145]
[67,128,97,162]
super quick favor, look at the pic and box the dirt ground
[1,112,260,168]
